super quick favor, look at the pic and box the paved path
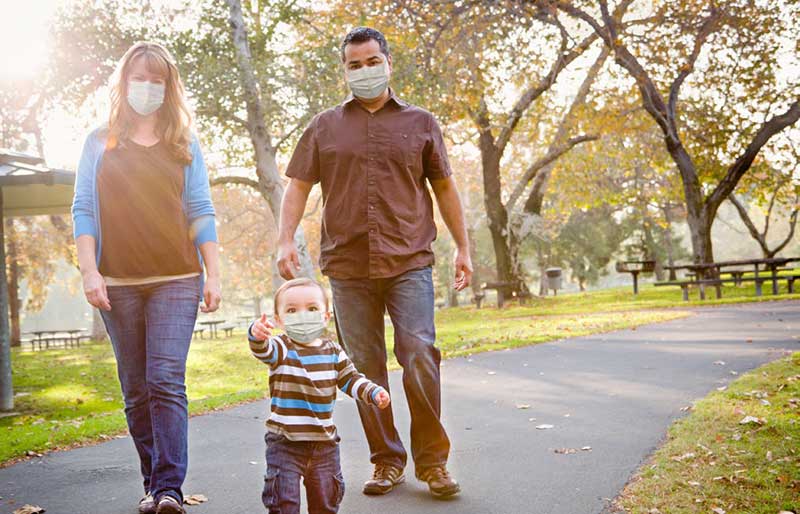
[1,301,798,514]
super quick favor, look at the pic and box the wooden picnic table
[661,257,800,299]
[198,319,226,339]
[615,260,656,295]
[665,257,800,295]
[25,329,88,350]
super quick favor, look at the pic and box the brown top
[286,91,452,279]
[97,139,201,279]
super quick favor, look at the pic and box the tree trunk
[5,220,20,347]
[226,0,314,278]
[0,196,14,410]
[661,205,678,281]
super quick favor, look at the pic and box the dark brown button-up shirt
[286,91,452,279]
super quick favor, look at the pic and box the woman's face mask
[127,80,165,116]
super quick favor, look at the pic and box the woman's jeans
[328,266,450,473]
[262,432,344,514]
[100,275,201,502]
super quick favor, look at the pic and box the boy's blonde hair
[273,278,330,314]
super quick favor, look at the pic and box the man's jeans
[100,275,200,502]
[262,432,344,514]
[329,266,450,472]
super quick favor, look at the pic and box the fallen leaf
[766,451,773,461]
[554,448,577,454]
[581,446,592,451]
[713,361,726,366]
[711,508,726,514]
[535,424,554,430]
[687,480,701,487]
[717,386,727,391]
[487,371,496,376]
[183,494,208,506]
[671,452,696,462]
[739,415,765,425]
[515,404,531,409]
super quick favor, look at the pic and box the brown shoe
[363,463,405,495]
[417,466,460,498]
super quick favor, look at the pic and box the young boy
[248,277,391,514]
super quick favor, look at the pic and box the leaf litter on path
[13,506,45,514]
[184,494,208,506]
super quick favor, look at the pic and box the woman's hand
[82,269,111,311]
[374,388,391,409]
[201,274,222,313]
[250,313,274,341]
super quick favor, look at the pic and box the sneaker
[362,463,405,495]
[138,494,156,514]
[417,466,460,498]
[156,495,186,514]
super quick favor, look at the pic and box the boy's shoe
[362,463,405,495]
[156,495,186,514]
[417,466,460,498]
[138,494,156,514]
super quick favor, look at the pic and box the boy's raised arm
[248,314,284,366]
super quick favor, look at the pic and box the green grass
[3,281,798,465]
[617,352,800,513]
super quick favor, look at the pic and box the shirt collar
[343,88,407,110]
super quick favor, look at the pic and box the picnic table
[198,320,226,339]
[659,257,800,300]
[25,329,88,350]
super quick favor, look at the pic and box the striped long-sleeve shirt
[249,333,384,442]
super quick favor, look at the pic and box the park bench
[481,282,532,308]
[219,323,237,337]
[192,327,206,339]
[616,260,656,295]
[472,292,486,309]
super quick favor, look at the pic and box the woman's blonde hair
[107,41,193,164]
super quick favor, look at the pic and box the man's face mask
[345,60,389,100]
[127,80,165,116]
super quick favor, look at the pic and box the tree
[728,139,799,258]
[550,0,800,264]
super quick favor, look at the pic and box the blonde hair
[107,41,193,164]
[274,278,330,314]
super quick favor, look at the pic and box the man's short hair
[341,26,390,62]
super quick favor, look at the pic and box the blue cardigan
[71,128,218,267]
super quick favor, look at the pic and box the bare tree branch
[210,175,261,190]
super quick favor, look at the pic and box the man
[276,26,472,499]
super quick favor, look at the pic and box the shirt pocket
[390,132,424,178]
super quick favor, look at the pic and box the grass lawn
[2,282,798,465]
[616,351,800,514]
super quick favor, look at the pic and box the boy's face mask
[345,60,389,101]
[282,310,327,344]
[127,80,165,116]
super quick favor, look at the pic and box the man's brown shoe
[417,466,460,498]
[363,463,405,495]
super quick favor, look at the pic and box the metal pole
[0,190,14,410]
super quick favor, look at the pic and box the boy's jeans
[262,432,344,514]
[328,266,450,473]
[100,275,200,502]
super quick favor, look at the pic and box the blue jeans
[262,432,344,514]
[329,266,450,472]
[100,275,201,503]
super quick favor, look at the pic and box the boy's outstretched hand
[375,389,391,409]
[251,313,274,341]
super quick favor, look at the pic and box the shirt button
[369,205,374,210]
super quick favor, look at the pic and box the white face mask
[345,60,389,101]
[127,80,165,116]
[282,311,327,344]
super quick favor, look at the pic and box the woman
[72,42,221,514]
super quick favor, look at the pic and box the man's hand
[277,241,301,280]
[82,269,111,311]
[454,247,473,291]
[201,275,222,313]
[251,313,274,341]
[374,388,391,409]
